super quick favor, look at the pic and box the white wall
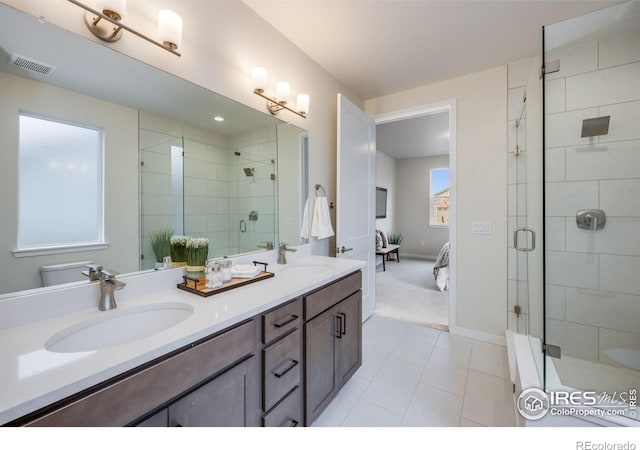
[3,0,364,258]
[375,151,395,235]
[0,71,139,293]
[366,66,508,338]
[396,155,450,259]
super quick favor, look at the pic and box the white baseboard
[400,253,438,260]
[450,325,506,347]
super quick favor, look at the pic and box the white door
[336,93,376,321]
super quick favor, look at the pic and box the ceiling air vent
[9,53,57,76]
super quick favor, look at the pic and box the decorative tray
[177,261,274,298]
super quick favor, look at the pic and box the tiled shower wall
[140,112,278,265]
[228,126,278,255]
[544,30,640,363]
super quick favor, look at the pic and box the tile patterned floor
[312,315,516,427]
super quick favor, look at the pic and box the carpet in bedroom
[374,257,449,331]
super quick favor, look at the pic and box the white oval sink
[46,302,193,353]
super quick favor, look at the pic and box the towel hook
[314,183,334,209]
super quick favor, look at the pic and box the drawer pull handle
[274,359,299,378]
[336,315,342,339]
[290,419,299,427]
[339,312,347,335]
[274,314,299,328]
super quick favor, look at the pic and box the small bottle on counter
[220,257,232,283]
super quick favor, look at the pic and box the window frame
[429,167,450,228]
[13,111,107,258]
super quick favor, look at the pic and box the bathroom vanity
[0,254,364,427]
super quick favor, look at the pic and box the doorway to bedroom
[373,100,456,331]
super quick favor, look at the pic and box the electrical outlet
[472,222,492,234]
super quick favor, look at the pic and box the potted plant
[387,233,403,260]
[186,237,209,276]
[150,229,173,269]
[170,235,189,267]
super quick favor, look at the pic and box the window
[430,168,450,226]
[17,113,104,253]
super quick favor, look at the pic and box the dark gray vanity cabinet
[167,356,258,427]
[20,319,259,427]
[303,271,362,426]
[260,298,303,427]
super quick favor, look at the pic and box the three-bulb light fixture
[252,67,309,118]
[67,0,183,56]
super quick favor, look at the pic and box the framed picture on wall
[376,187,387,218]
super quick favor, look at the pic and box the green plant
[150,229,173,263]
[170,235,189,263]
[387,233,403,245]
[186,237,209,267]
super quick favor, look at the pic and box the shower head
[581,115,610,138]
[243,167,255,177]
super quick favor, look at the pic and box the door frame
[373,98,458,333]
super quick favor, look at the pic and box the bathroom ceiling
[244,0,618,100]
[377,111,450,159]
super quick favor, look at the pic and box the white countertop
[0,252,364,425]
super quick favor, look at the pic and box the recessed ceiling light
[213,116,224,122]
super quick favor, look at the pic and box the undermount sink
[280,264,332,275]
[45,302,194,353]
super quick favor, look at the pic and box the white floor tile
[401,383,463,427]
[469,341,510,379]
[391,330,438,368]
[435,332,473,364]
[361,356,423,415]
[341,399,402,427]
[311,375,370,427]
[420,347,470,395]
[462,369,516,427]
[408,323,442,338]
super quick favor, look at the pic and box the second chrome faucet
[277,243,297,264]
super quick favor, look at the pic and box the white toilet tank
[40,260,93,287]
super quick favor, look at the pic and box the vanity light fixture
[67,0,182,57]
[252,67,309,118]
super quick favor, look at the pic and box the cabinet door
[168,356,258,427]
[335,291,362,386]
[304,307,337,424]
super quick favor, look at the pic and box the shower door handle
[240,219,246,233]
[513,227,535,252]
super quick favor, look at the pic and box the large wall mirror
[0,3,309,295]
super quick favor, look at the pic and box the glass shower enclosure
[510,0,640,424]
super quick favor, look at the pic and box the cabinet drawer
[263,328,301,412]
[304,271,361,321]
[25,320,257,427]
[262,298,302,345]
[262,386,301,427]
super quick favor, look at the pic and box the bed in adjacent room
[433,241,449,292]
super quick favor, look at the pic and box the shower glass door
[542,1,640,422]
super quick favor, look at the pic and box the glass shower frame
[538,0,639,422]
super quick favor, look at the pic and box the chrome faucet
[99,269,126,311]
[257,241,274,250]
[82,264,103,281]
[277,243,297,264]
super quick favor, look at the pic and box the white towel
[300,197,310,240]
[231,264,262,278]
[311,196,335,240]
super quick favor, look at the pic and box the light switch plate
[472,222,492,234]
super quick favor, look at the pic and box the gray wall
[396,155,449,259]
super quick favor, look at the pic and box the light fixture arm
[253,89,307,119]
[67,0,181,57]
